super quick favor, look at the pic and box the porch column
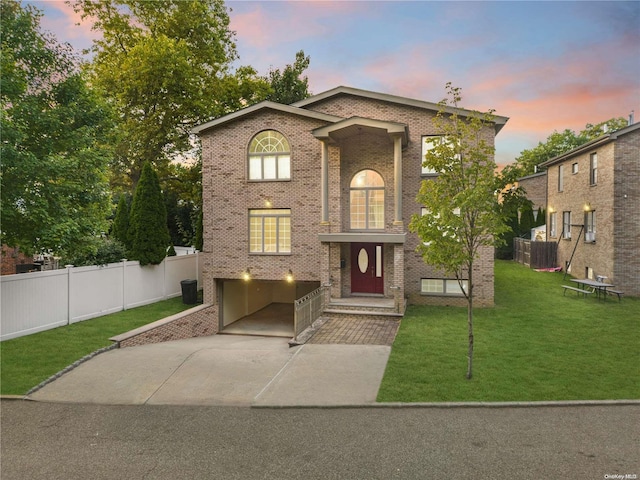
[320,139,329,224]
[393,133,403,224]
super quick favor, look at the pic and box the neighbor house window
[590,153,598,185]
[421,278,468,296]
[585,210,596,243]
[572,162,579,174]
[249,209,291,253]
[562,211,571,239]
[558,165,564,192]
[248,130,291,181]
[549,212,557,238]
[350,170,384,230]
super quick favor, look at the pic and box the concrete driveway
[26,335,391,407]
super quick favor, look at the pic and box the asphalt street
[2,401,638,479]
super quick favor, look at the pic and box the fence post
[66,265,73,325]
[122,259,127,311]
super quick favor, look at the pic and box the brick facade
[543,124,639,296]
[517,171,547,212]
[194,87,507,331]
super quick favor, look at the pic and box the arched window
[248,130,291,180]
[350,170,384,230]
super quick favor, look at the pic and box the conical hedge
[128,162,170,266]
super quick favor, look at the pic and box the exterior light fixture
[243,268,251,281]
[584,203,591,212]
[286,269,294,283]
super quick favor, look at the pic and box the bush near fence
[1,253,202,341]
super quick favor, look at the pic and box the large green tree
[1,0,113,258]
[409,84,508,380]
[128,162,170,266]
[72,0,271,187]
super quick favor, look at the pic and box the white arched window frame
[350,170,385,230]
[248,130,291,181]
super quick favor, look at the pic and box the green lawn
[0,296,194,395]
[377,260,640,402]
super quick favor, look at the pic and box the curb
[252,399,640,409]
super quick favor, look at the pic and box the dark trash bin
[180,279,198,305]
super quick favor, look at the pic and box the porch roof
[312,117,408,146]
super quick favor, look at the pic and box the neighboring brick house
[517,171,547,212]
[541,122,639,296]
[192,86,508,333]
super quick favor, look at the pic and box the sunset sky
[28,0,640,164]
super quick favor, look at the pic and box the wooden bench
[562,285,593,297]
[607,289,624,301]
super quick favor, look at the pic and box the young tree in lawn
[409,83,508,380]
[128,162,170,266]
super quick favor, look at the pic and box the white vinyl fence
[1,253,202,341]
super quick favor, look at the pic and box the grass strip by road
[0,296,194,395]
[377,260,640,402]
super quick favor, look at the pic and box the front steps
[323,296,405,320]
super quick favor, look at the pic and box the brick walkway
[307,318,400,346]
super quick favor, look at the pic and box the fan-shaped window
[350,170,384,230]
[248,130,291,180]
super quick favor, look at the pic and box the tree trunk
[466,265,474,380]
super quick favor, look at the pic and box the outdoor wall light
[286,269,294,283]
[243,268,251,281]
[584,203,591,212]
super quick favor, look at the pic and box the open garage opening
[219,279,320,337]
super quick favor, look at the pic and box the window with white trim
[249,209,291,253]
[572,162,578,174]
[562,211,571,239]
[421,278,468,296]
[350,170,384,230]
[248,130,291,181]
[558,165,564,192]
[549,212,557,238]
[421,135,442,175]
[585,210,596,243]
[590,153,598,185]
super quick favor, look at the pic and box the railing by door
[293,286,329,341]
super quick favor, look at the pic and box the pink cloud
[36,0,101,51]
[230,1,364,50]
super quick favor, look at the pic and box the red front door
[351,243,384,294]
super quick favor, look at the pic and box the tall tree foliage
[409,84,508,380]
[264,50,311,104]
[72,0,270,187]
[0,0,113,257]
[111,194,130,249]
[128,162,170,265]
[503,117,629,181]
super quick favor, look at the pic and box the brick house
[541,122,639,296]
[192,86,508,335]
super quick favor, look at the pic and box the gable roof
[191,86,509,136]
[293,86,509,134]
[191,101,342,135]
[540,122,640,168]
